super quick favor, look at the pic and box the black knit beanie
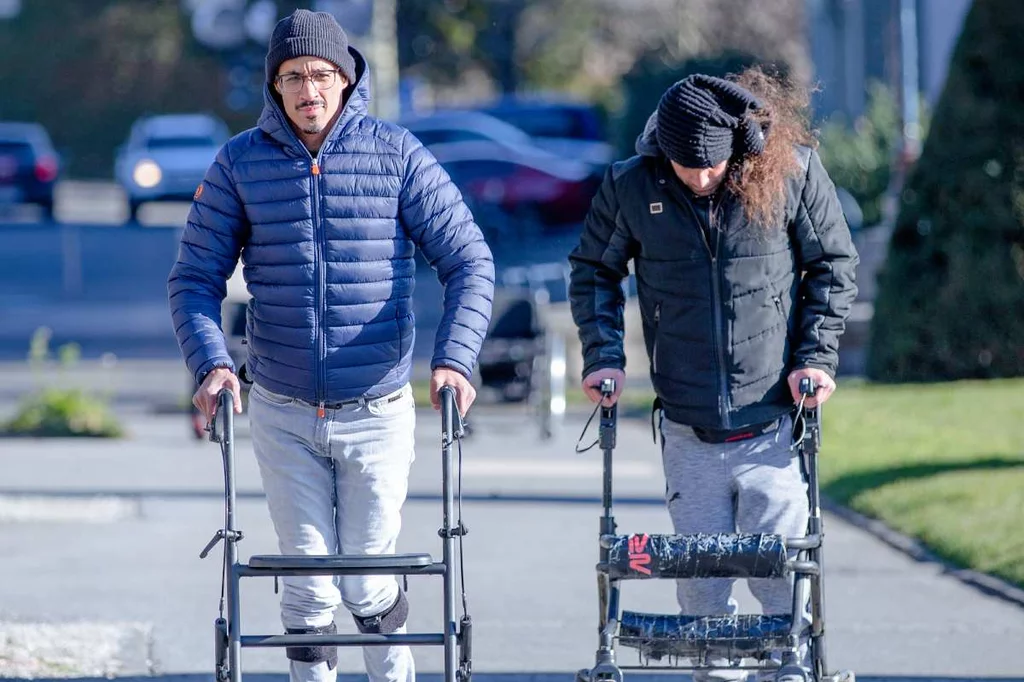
[655,74,769,168]
[265,9,357,86]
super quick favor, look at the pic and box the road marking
[0,495,138,522]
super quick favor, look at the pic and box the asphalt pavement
[1,398,1023,681]
[0,183,584,364]
[3,183,1020,682]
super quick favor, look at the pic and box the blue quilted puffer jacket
[168,49,494,404]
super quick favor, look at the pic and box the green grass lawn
[420,376,1024,588]
[817,378,1024,588]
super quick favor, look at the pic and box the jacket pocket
[366,384,415,417]
[652,302,662,374]
[771,294,785,321]
[395,311,412,361]
[396,308,403,361]
[251,382,296,407]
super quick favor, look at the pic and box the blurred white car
[115,113,230,222]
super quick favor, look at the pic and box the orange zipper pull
[317,401,325,419]
[311,161,320,175]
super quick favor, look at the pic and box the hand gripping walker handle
[208,388,235,444]
[439,384,464,440]
[796,376,822,452]
[598,378,616,451]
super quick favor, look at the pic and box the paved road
[0,181,585,363]
[1,400,1023,681]
[1,180,883,382]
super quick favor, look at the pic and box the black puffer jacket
[568,116,859,430]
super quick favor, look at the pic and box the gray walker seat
[575,378,855,682]
[201,387,473,682]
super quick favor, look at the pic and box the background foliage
[867,0,1024,381]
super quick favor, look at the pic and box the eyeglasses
[275,69,342,94]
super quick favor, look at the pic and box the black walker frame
[201,386,472,682]
[576,378,854,682]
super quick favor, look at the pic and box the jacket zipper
[272,91,345,419]
[311,158,326,418]
[708,198,731,428]
[679,193,731,428]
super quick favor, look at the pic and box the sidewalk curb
[821,498,1024,610]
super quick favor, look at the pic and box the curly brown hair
[726,66,817,228]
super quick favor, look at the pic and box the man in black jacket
[568,70,858,681]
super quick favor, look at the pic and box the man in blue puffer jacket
[167,10,494,682]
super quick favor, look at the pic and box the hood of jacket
[257,45,371,153]
[635,110,662,159]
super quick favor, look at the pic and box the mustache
[296,99,325,110]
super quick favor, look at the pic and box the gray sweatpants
[660,416,809,681]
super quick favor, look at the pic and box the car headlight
[132,160,162,188]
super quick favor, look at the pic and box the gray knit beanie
[656,74,769,168]
[265,9,357,85]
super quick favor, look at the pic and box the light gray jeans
[248,381,417,682]
[660,416,810,682]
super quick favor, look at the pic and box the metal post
[371,0,399,120]
[599,405,617,557]
[216,390,243,682]
[597,380,617,650]
[804,400,827,677]
[899,0,921,160]
[440,386,458,682]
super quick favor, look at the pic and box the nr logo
[628,533,651,575]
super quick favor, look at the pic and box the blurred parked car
[115,113,230,221]
[399,110,540,151]
[429,140,602,230]
[0,121,60,219]
[475,97,615,168]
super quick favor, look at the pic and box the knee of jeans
[339,575,399,615]
[352,588,408,634]
[281,582,341,630]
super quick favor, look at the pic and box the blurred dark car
[0,122,60,219]
[115,113,230,221]
[475,97,614,168]
[400,110,540,150]
[429,140,602,229]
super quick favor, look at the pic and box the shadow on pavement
[823,456,1024,503]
